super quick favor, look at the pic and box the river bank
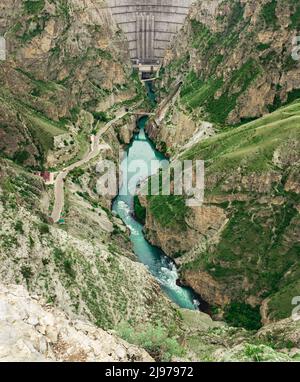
[112,115,207,311]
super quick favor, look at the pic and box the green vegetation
[92,111,110,122]
[257,43,271,51]
[261,0,278,29]
[20,265,33,286]
[26,110,66,152]
[290,0,300,29]
[15,221,24,234]
[182,100,300,173]
[244,344,265,362]
[13,150,30,165]
[24,0,45,14]
[145,101,300,325]
[181,72,223,110]
[63,259,76,279]
[70,168,84,184]
[18,23,44,43]
[148,195,188,230]
[117,321,184,361]
[53,248,76,279]
[133,195,146,224]
[267,278,300,320]
[181,59,261,124]
[224,302,262,331]
[1,87,66,154]
[38,223,50,235]
[16,68,62,95]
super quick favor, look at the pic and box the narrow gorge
[0,0,300,363]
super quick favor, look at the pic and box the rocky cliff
[141,0,300,326]
[148,0,300,156]
[1,283,299,362]
[143,99,300,326]
[1,0,300,362]
[0,0,180,357]
[0,0,141,168]
[0,284,153,361]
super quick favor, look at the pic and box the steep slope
[1,0,300,362]
[140,0,300,326]
[0,0,179,337]
[143,99,300,325]
[148,0,300,156]
[0,284,153,362]
[1,283,299,362]
[0,0,144,168]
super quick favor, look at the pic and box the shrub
[244,344,264,362]
[92,111,110,122]
[133,195,146,224]
[24,0,45,14]
[116,321,184,361]
[38,223,49,235]
[63,259,76,279]
[21,265,33,284]
[53,247,65,263]
[261,0,278,29]
[15,221,24,234]
[224,302,262,330]
[70,168,84,184]
[13,150,30,165]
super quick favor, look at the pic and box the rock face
[0,0,136,168]
[0,284,153,362]
[179,309,300,362]
[0,157,180,331]
[0,0,180,346]
[139,0,300,325]
[2,283,299,362]
[145,1,300,323]
[142,98,300,322]
[157,0,300,127]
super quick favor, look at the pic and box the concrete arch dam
[106,0,194,64]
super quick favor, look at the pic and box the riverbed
[112,116,200,310]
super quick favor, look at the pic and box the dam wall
[106,0,194,64]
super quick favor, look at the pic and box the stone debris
[0,284,153,362]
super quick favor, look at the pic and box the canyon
[142,0,300,326]
[0,0,300,362]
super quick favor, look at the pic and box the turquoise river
[112,116,201,310]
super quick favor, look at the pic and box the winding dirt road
[50,111,128,223]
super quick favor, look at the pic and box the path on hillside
[50,111,128,223]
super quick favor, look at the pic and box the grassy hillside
[145,100,300,323]
[158,0,300,125]
[182,101,300,174]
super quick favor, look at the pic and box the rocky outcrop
[2,283,299,362]
[0,152,179,332]
[0,284,153,362]
[138,0,300,324]
[142,100,300,321]
[157,0,300,131]
[179,309,300,362]
[0,0,138,168]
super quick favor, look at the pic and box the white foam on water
[116,200,139,235]
[117,200,130,212]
